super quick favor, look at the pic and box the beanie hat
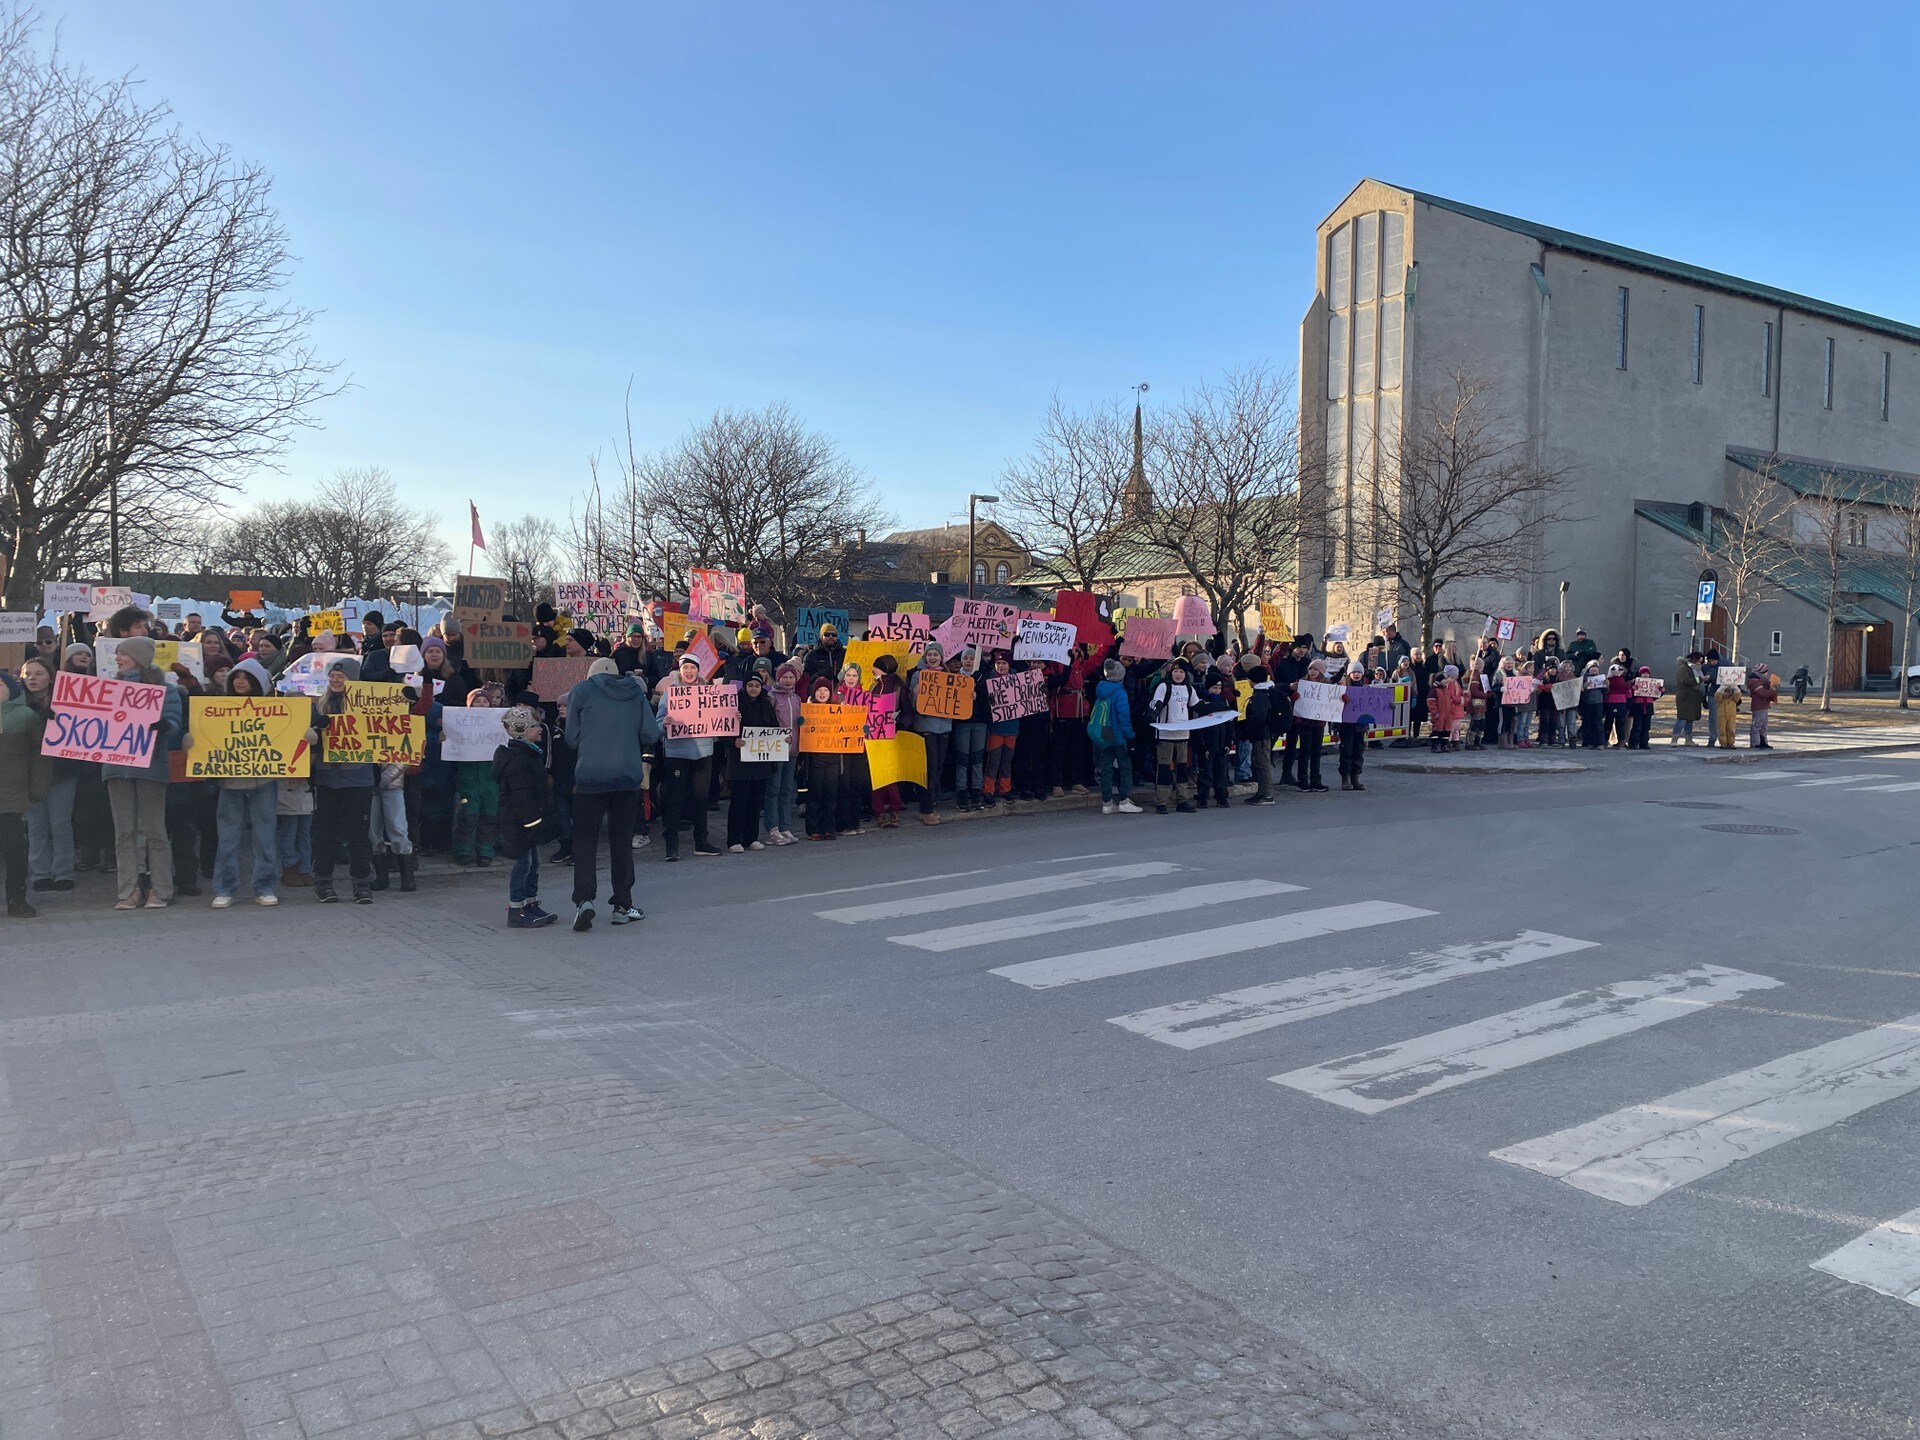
[588,657,619,678]
[1443,664,1460,680]
[1248,665,1270,683]
[571,629,597,651]
[737,628,754,646]
[500,705,540,738]
[63,642,92,667]
[117,636,156,668]
[1103,659,1124,680]
[332,656,363,682]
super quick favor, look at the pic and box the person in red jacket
[1047,646,1100,796]
[1746,664,1779,749]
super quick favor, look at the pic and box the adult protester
[309,658,377,904]
[565,655,660,929]
[104,638,184,910]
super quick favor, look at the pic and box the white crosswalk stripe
[1812,1207,1920,1306]
[1793,774,1896,786]
[1725,770,1816,780]
[887,879,1303,952]
[1492,1010,1920,1205]
[991,900,1435,990]
[1847,781,1920,793]
[1274,966,1779,1114]
[814,862,1184,924]
[1109,931,1598,1050]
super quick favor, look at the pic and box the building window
[1329,223,1351,310]
[1353,306,1376,394]
[1355,213,1378,306]
[1770,631,1784,656]
[1670,612,1684,636]
[1376,392,1401,478]
[1615,287,1629,370]
[1327,313,1348,399]
[973,562,986,585]
[1380,302,1403,390]
[1382,213,1405,297]
[1848,512,1868,547]
[1761,321,1773,396]
[1691,305,1705,384]
[1824,337,1835,409]
[1882,351,1892,421]
[995,561,1010,584]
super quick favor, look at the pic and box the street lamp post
[99,243,136,588]
[966,493,999,600]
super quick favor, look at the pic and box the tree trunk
[1902,575,1915,710]
[1819,595,1836,712]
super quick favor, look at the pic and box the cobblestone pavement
[0,884,1462,1440]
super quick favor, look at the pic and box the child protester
[1087,658,1141,814]
[204,657,281,908]
[1192,673,1233,808]
[492,705,557,928]
[803,674,845,841]
[453,684,503,867]
[727,670,778,852]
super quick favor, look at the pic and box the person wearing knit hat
[587,656,619,678]
[308,656,377,903]
[101,636,186,908]
[492,706,557,928]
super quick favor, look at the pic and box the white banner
[441,707,509,762]
[1292,680,1346,723]
[740,725,791,761]
[1152,709,1236,737]
[0,611,38,643]
[1012,618,1075,663]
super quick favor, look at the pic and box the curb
[1375,760,1588,775]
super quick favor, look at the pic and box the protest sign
[659,611,702,647]
[277,652,356,697]
[688,568,746,625]
[682,633,723,679]
[914,668,973,720]
[796,607,848,646]
[43,580,92,614]
[864,692,898,740]
[153,602,182,622]
[1485,615,1517,641]
[0,611,37,643]
[664,683,740,738]
[1550,678,1582,710]
[1235,679,1253,718]
[845,638,919,680]
[1118,616,1176,659]
[441,707,510,762]
[1323,622,1351,645]
[553,581,628,630]
[1013,618,1076,663]
[867,612,932,650]
[1172,594,1215,636]
[987,669,1048,723]
[897,601,924,613]
[465,620,535,668]
[322,682,423,763]
[1258,603,1292,642]
[1376,606,1396,630]
[41,671,168,767]
[87,585,134,621]
[1153,709,1235,736]
[1292,680,1346,724]
[308,608,346,635]
[1501,675,1534,704]
[740,726,791,762]
[1714,665,1747,690]
[453,575,507,628]
[865,732,926,789]
[1633,676,1665,699]
[228,588,264,613]
[1342,684,1398,728]
[184,695,311,778]
[530,656,594,700]
[799,702,866,753]
[387,644,423,675]
[153,639,204,681]
[1051,591,1114,656]
[948,598,1017,651]
[1584,673,1607,690]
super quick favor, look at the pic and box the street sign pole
[1693,569,1718,656]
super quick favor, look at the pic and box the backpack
[1087,693,1119,747]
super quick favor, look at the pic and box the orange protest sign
[798,703,866,754]
[228,589,263,612]
[914,669,973,720]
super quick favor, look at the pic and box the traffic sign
[1696,579,1717,623]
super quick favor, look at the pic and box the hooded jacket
[492,736,551,858]
[310,657,376,789]
[1090,677,1135,747]
[565,671,662,792]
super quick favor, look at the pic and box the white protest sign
[740,725,791,762]
[1152,709,1236,737]
[43,581,93,615]
[1714,665,1746,690]
[1012,618,1075,663]
[1322,623,1350,645]
[441,707,509,761]
[387,644,423,673]
[0,611,38,643]
[87,586,134,621]
[1292,680,1346,723]
[1549,678,1581,710]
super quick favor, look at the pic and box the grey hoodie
[220,657,283,790]
[565,672,662,793]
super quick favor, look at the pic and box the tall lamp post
[99,244,136,587]
[966,492,999,600]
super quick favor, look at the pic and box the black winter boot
[315,879,337,903]
[371,852,391,891]
[397,853,417,892]
[352,879,372,905]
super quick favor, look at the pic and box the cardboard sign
[1714,665,1747,691]
[1484,615,1517,641]
[453,575,507,628]
[153,601,182,622]
[948,598,1018,651]
[865,732,926,789]
[1584,674,1607,690]
[664,682,740,738]
[864,692,898,741]
[688,568,746,625]
[987,669,1048,723]
[465,620,535,668]
[1235,679,1253,719]
[554,580,628,630]
[185,695,311,779]
[799,702,867,754]
[1292,680,1346,724]
[1118,616,1176,659]
[227,589,264,613]
[1012,618,1076,663]
[322,682,423,763]
[1052,591,1114,657]
[87,585,135,621]
[740,725,791,762]
[530,656,594,700]
[307,608,346,635]
[1323,623,1351,644]
[1172,594,1215,636]
[1342,684,1398,728]
[1258,603,1291,642]
[845,638,919,681]
[1375,606,1396,630]
[867,612,932,650]
[43,581,93,614]
[153,639,204,681]
[1500,675,1534,704]
[914,669,974,721]
[797,607,848,646]
[659,611,702,648]
[441,706,510,762]
[1633,677,1665,699]
[0,611,38,643]
[681,633,723,680]
[1549,678,1582,710]
[41,671,168,768]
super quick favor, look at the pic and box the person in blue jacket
[564,656,661,931]
[1087,659,1142,814]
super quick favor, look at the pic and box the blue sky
[50,0,1920,560]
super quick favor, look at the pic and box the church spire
[1122,396,1152,519]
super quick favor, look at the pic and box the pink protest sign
[664,682,740,738]
[1172,594,1215,636]
[1501,675,1534,704]
[864,691,898,740]
[948,598,1017,651]
[41,670,167,768]
[1118,616,1177,659]
[987,669,1048,723]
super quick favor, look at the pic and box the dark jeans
[1193,737,1231,802]
[806,755,842,836]
[1048,717,1089,791]
[1338,724,1366,779]
[167,783,216,887]
[727,772,767,847]
[312,787,373,881]
[660,755,712,856]
[0,813,25,904]
[1629,706,1653,749]
[571,788,637,908]
[1291,722,1324,788]
[917,730,951,813]
[1581,701,1604,747]
[1092,744,1132,802]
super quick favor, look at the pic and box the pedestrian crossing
[1727,768,1920,795]
[804,856,1920,1315]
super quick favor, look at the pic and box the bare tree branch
[1702,462,1797,663]
[215,466,450,601]
[997,395,1133,591]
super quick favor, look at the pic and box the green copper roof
[1636,499,1891,625]
[1726,447,1920,506]
[1396,185,1920,346]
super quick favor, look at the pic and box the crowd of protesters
[0,603,1801,927]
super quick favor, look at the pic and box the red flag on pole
[469,502,486,551]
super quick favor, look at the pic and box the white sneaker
[1116,800,1144,814]
[632,832,651,849]
[749,841,765,851]
[728,843,745,854]
[211,895,233,909]
[1101,802,1115,815]
[255,894,279,907]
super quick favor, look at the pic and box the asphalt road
[619,746,1920,1440]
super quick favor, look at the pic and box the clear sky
[47,0,1920,559]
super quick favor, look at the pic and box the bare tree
[1140,365,1315,646]
[1794,467,1853,712]
[998,395,1134,590]
[1702,462,1797,663]
[1358,371,1574,647]
[0,11,334,607]
[490,513,560,617]
[1879,476,1920,709]
[218,467,450,600]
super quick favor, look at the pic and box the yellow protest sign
[896,601,925,614]
[308,608,347,635]
[1235,679,1252,719]
[845,638,920,680]
[660,611,701,647]
[799,703,866,754]
[186,696,312,778]
[1258,603,1291,642]
[321,682,424,763]
[865,733,927,788]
